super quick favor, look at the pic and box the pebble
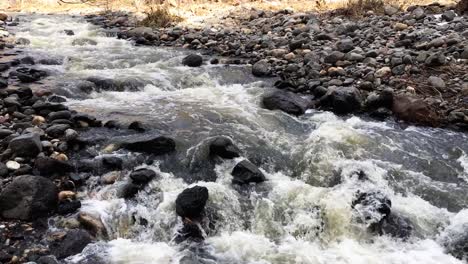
[6,161,20,170]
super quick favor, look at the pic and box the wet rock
[64,29,75,36]
[78,212,107,237]
[48,110,72,121]
[352,191,391,224]
[324,51,345,64]
[72,38,98,46]
[379,213,413,239]
[37,256,59,264]
[8,133,42,157]
[128,121,146,132]
[34,157,74,176]
[182,54,203,67]
[174,220,204,243]
[118,183,140,199]
[262,90,309,116]
[252,60,270,77]
[120,135,176,155]
[319,87,362,115]
[442,10,456,21]
[15,68,47,83]
[365,88,394,109]
[46,124,70,138]
[0,175,58,220]
[209,136,240,159]
[129,168,157,185]
[176,186,209,219]
[102,156,123,170]
[231,160,266,185]
[49,229,92,259]
[16,37,30,45]
[57,200,81,215]
[0,128,13,139]
[0,162,8,177]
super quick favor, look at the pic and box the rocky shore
[87,3,468,130]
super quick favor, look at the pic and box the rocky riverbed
[85,3,468,130]
[0,6,467,264]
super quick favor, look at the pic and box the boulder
[34,157,74,176]
[117,183,140,199]
[319,87,362,115]
[49,229,92,259]
[174,220,204,243]
[175,186,209,219]
[64,29,75,36]
[0,175,58,220]
[8,133,43,157]
[46,124,71,138]
[129,168,157,185]
[252,60,270,77]
[365,88,394,109]
[182,54,203,67]
[120,135,176,155]
[0,13,7,21]
[262,90,310,116]
[209,136,240,159]
[231,160,266,185]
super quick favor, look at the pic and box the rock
[365,88,394,109]
[0,129,13,139]
[72,38,97,46]
[324,51,345,64]
[34,157,74,176]
[0,13,8,21]
[394,22,408,31]
[174,220,204,243]
[392,94,438,125]
[118,183,141,199]
[64,29,75,36]
[123,27,157,40]
[209,136,240,159]
[0,175,58,220]
[182,54,203,67]
[65,129,79,141]
[129,168,157,185]
[120,135,176,155]
[15,68,47,83]
[319,87,362,115]
[37,256,59,264]
[375,67,392,78]
[48,110,71,121]
[425,53,446,66]
[442,10,456,21]
[252,60,270,77]
[32,115,46,126]
[16,38,30,45]
[57,200,81,215]
[262,90,310,116]
[412,7,426,20]
[9,133,42,157]
[78,212,107,237]
[428,76,445,89]
[379,213,413,239]
[175,186,209,219]
[231,160,266,185]
[0,162,8,177]
[128,121,146,132]
[49,229,92,259]
[384,5,399,15]
[6,160,20,170]
[0,77,7,88]
[352,191,391,224]
[46,124,70,138]
[271,49,288,58]
[336,38,354,53]
[102,156,123,170]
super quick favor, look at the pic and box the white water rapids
[8,14,468,264]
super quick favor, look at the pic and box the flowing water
[8,14,468,264]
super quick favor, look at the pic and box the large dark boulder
[231,160,266,185]
[8,133,42,157]
[175,186,209,219]
[34,157,75,176]
[49,229,93,259]
[209,136,240,159]
[0,175,58,220]
[182,54,203,67]
[129,168,157,185]
[262,90,310,116]
[120,135,176,155]
[319,87,362,114]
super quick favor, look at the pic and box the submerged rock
[0,175,58,220]
[176,186,209,219]
[15,67,47,83]
[262,90,310,116]
[182,54,203,67]
[231,160,266,185]
[319,87,362,115]
[72,38,98,46]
